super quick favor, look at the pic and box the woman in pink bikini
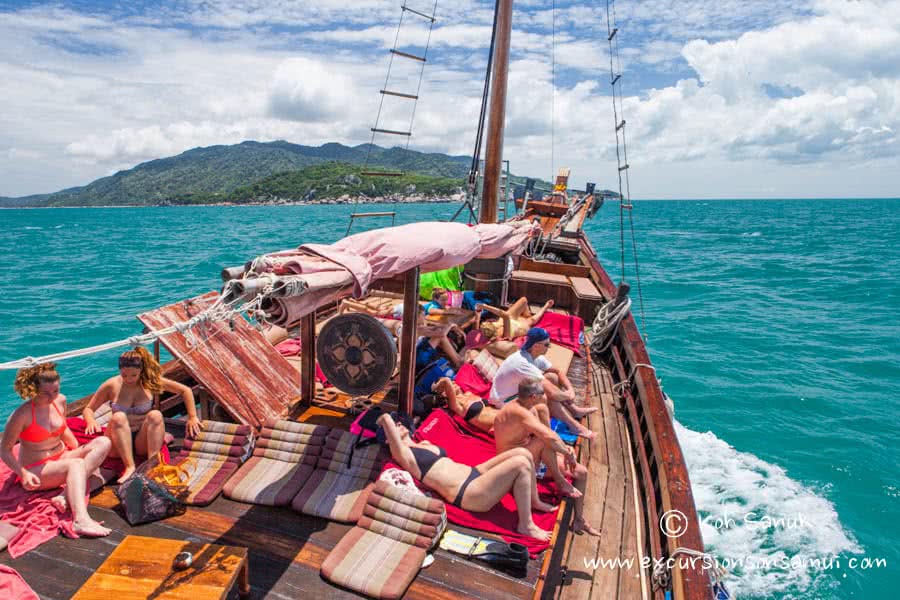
[83,347,201,482]
[0,364,112,537]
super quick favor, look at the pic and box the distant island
[0,141,552,208]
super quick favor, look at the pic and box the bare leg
[531,404,582,498]
[568,462,599,536]
[462,455,550,541]
[134,410,165,461]
[107,412,136,483]
[545,373,598,418]
[65,437,112,491]
[549,400,596,440]
[526,299,555,326]
[506,297,529,319]
[32,455,111,537]
[437,335,463,369]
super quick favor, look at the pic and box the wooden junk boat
[0,1,714,599]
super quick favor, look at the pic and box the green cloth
[420,265,462,300]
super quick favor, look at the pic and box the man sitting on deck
[489,328,596,439]
[494,378,600,536]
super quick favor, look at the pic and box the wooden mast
[480,0,514,224]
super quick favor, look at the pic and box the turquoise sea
[1,200,898,599]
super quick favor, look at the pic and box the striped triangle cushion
[321,480,446,599]
[170,420,253,506]
[292,430,386,522]
[223,419,328,506]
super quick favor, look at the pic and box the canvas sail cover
[223,220,539,326]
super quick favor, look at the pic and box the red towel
[391,410,562,557]
[68,417,170,476]
[0,565,39,600]
[454,363,491,399]
[535,312,585,355]
[0,447,81,558]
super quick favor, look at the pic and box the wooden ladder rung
[390,49,426,62]
[380,89,418,100]
[371,128,412,136]
[402,6,435,22]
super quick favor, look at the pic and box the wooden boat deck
[0,338,647,599]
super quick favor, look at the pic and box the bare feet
[117,466,135,484]
[573,516,601,536]
[50,494,68,514]
[576,426,597,440]
[518,521,551,541]
[568,404,599,418]
[556,480,583,499]
[533,498,558,513]
[72,519,111,538]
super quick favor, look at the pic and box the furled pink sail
[227,220,539,326]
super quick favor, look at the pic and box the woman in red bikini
[0,363,112,537]
[83,347,201,483]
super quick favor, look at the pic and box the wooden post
[300,310,317,406]
[153,340,161,410]
[398,268,420,415]
[480,0,514,224]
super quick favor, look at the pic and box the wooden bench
[569,276,604,322]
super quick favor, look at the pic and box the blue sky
[1,0,898,199]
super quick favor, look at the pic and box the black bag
[115,474,186,525]
[114,452,189,525]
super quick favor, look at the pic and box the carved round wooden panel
[316,313,396,396]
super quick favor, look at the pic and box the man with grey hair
[493,377,599,536]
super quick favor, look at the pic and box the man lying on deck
[489,328,597,439]
[378,411,556,541]
[494,378,600,536]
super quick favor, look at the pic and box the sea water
[1,200,897,599]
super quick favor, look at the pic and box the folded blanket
[535,312,585,356]
[0,448,80,558]
[393,410,561,557]
[0,565,39,600]
[454,363,492,399]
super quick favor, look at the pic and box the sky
[1,0,899,199]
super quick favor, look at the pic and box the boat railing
[578,235,711,600]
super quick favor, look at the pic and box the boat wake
[675,421,861,599]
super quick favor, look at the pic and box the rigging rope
[0,290,264,371]
[551,0,556,179]
[605,0,647,338]
[450,0,501,224]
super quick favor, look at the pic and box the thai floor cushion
[320,480,446,600]
[223,419,328,506]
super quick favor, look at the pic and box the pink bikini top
[19,401,67,444]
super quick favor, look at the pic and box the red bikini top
[19,400,67,443]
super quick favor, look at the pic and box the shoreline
[0,195,463,209]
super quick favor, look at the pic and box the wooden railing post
[300,310,317,406]
[398,268,420,415]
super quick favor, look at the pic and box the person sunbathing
[493,377,600,536]
[489,328,597,438]
[377,412,556,541]
[1,364,112,537]
[83,347,201,483]
[476,296,555,342]
[432,377,499,433]
[422,288,469,317]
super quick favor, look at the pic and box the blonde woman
[83,347,201,482]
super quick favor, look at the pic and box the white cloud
[1,0,899,199]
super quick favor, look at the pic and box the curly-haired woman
[1,364,112,537]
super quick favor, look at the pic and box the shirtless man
[494,377,600,536]
[490,327,597,439]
